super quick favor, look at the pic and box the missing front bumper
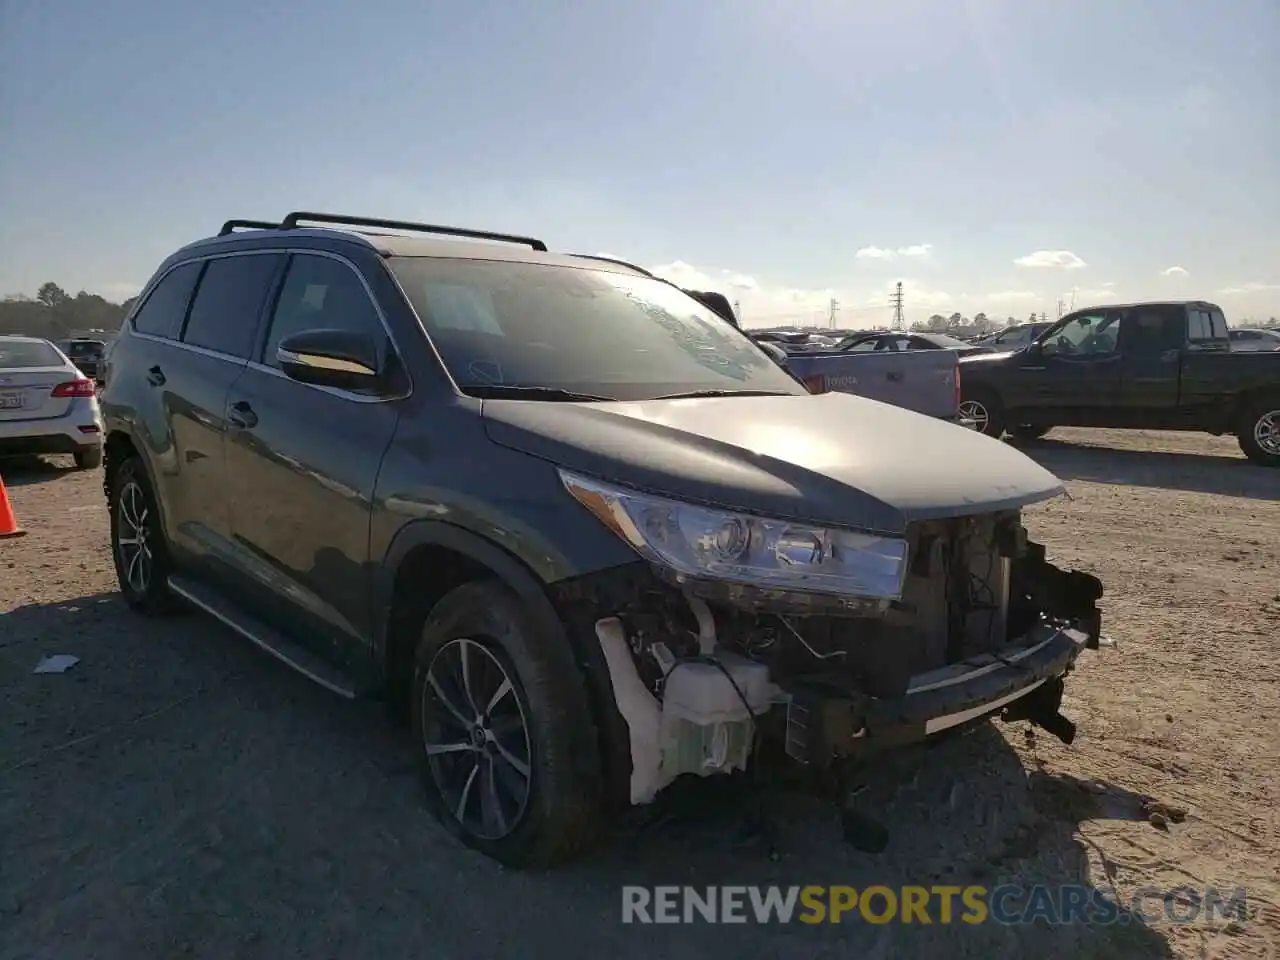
[783,623,1090,764]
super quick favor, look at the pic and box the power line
[890,281,904,330]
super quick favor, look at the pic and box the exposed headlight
[560,471,908,601]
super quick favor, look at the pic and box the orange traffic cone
[0,473,26,539]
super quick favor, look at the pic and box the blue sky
[2,0,1277,327]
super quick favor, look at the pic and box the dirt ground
[2,428,1277,960]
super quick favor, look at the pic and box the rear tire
[410,580,603,868]
[1237,399,1280,467]
[1008,425,1052,442]
[108,456,181,614]
[960,388,1006,438]
[74,446,103,470]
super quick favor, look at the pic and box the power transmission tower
[1039,312,1048,322]
[828,297,839,329]
[1056,298,1065,318]
[890,281,905,330]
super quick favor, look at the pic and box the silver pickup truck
[782,348,963,420]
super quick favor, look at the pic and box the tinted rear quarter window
[131,261,202,339]
[183,253,284,359]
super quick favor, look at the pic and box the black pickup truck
[958,300,1280,467]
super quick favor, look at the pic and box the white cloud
[855,244,933,261]
[1218,282,1280,295]
[1013,250,1087,270]
[649,261,833,327]
[649,260,762,293]
[1161,266,1189,278]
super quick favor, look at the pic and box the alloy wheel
[1255,410,1280,456]
[959,399,989,434]
[421,637,532,841]
[115,481,153,595]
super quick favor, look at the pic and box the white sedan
[0,335,104,469]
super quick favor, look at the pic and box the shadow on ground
[0,591,1175,959]
[0,455,84,488]
[1017,438,1278,500]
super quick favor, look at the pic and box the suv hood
[482,393,1064,534]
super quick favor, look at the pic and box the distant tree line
[909,312,1018,338]
[0,282,133,340]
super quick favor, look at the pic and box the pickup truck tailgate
[784,350,961,419]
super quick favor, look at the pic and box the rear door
[1115,304,1185,416]
[165,252,284,562]
[222,251,403,667]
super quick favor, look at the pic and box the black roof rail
[278,211,547,251]
[569,254,656,278]
[219,219,281,235]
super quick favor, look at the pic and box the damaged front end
[552,472,1103,807]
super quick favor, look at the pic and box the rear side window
[182,254,284,359]
[131,262,202,339]
[259,254,386,368]
[1122,306,1184,356]
[1182,308,1223,343]
[1208,309,1228,340]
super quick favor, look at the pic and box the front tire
[1238,399,1280,467]
[109,456,181,613]
[410,580,603,868]
[960,389,1006,438]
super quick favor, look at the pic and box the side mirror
[277,329,382,391]
[1025,342,1044,359]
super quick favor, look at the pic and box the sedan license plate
[0,392,23,410]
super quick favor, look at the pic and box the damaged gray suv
[99,212,1103,867]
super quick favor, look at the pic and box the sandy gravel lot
[2,428,1277,960]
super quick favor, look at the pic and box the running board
[167,575,357,699]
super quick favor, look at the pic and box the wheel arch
[1234,385,1280,424]
[377,520,585,716]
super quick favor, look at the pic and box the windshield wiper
[648,389,796,400]
[463,384,618,402]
